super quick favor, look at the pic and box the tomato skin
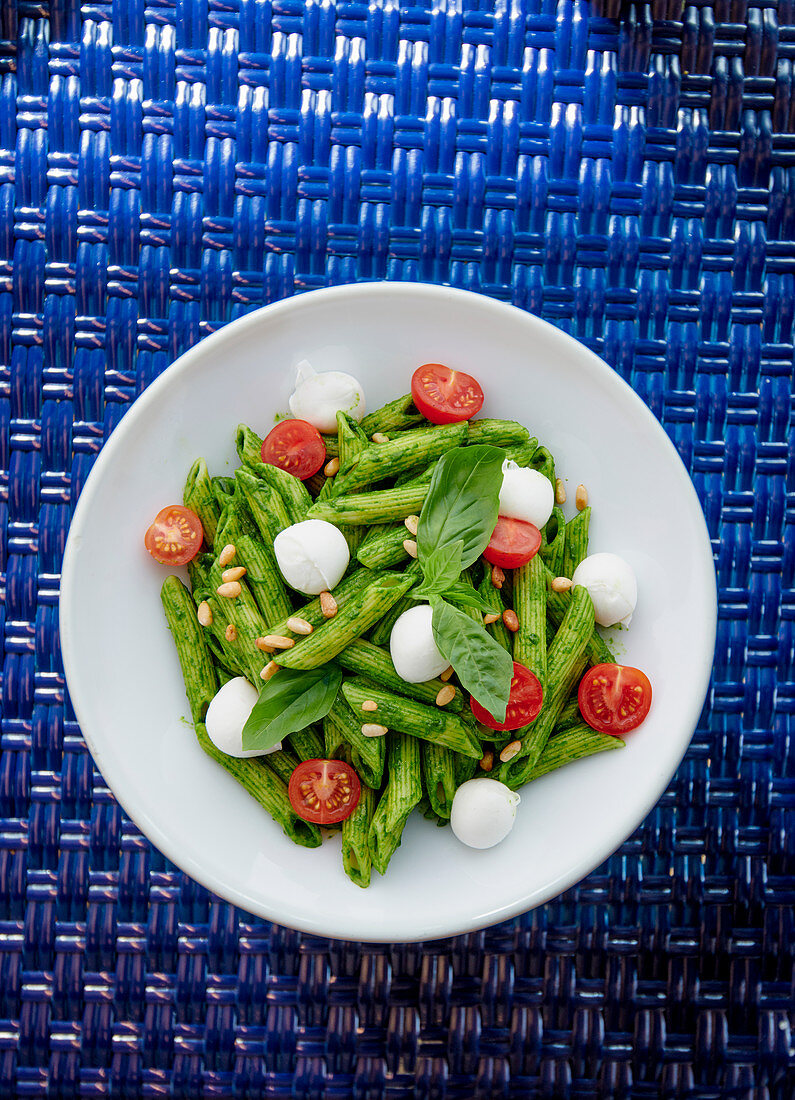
[470,661,544,731]
[578,663,652,735]
[144,505,204,565]
[482,516,542,569]
[261,419,326,480]
[411,363,485,424]
[288,759,361,824]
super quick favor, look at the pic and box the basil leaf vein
[242,664,342,752]
[443,582,502,615]
[417,445,505,570]
[430,597,513,722]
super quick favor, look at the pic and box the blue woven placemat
[0,0,793,1095]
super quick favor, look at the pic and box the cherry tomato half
[144,505,203,566]
[410,363,485,424]
[288,759,361,824]
[261,419,326,480]
[578,663,652,735]
[470,661,544,731]
[483,516,542,569]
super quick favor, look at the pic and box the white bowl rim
[60,282,717,941]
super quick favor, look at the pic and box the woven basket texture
[0,0,792,1096]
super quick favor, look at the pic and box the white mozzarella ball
[389,604,449,684]
[498,461,554,529]
[205,677,279,758]
[288,360,366,433]
[450,779,520,849]
[274,519,350,595]
[571,552,637,628]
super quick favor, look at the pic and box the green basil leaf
[417,445,505,570]
[443,582,501,615]
[242,664,342,752]
[430,597,513,722]
[413,539,463,599]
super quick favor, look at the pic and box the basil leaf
[417,445,505,570]
[443,582,501,615]
[242,664,342,752]
[412,539,463,600]
[430,597,513,722]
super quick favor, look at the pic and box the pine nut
[320,590,337,618]
[222,565,246,582]
[435,685,456,707]
[197,601,213,627]
[255,637,274,653]
[361,700,378,713]
[500,740,522,763]
[260,634,294,650]
[361,723,388,738]
[479,750,494,772]
[551,576,573,593]
[372,432,389,444]
[217,581,241,598]
[483,612,501,625]
[324,457,340,477]
[491,565,505,589]
[218,544,236,567]
[403,539,418,558]
[260,661,280,682]
[503,609,519,632]
[440,666,454,682]
[575,484,588,511]
[225,623,237,642]
[555,478,567,505]
[404,514,419,536]
[286,616,313,635]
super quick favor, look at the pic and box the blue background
[0,0,792,1095]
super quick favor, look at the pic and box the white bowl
[60,283,716,942]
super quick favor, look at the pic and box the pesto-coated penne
[513,553,546,685]
[421,742,457,819]
[343,784,375,888]
[161,575,218,724]
[336,637,464,711]
[324,697,386,789]
[502,585,595,789]
[308,483,430,526]
[195,724,321,848]
[466,418,531,448]
[540,506,566,576]
[235,466,291,542]
[478,569,512,651]
[332,422,467,494]
[360,393,425,437]
[368,733,422,876]
[340,679,482,758]
[369,559,423,646]
[273,572,416,669]
[285,726,325,762]
[562,505,590,578]
[183,458,220,545]
[531,444,555,490]
[526,724,624,779]
[356,522,410,569]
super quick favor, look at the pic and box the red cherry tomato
[482,516,542,569]
[578,664,652,735]
[470,661,544,731]
[410,363,485,424]
[144,505,203,566]
[288,759,361,824]
[260,419,326,480]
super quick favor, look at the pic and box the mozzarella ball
[498,461,554,529]
[288,360,366,433]
[205,677,280,758]
[274,519,350,595]
[571,552,637,628]
[450,779,520,849]
[389,603,449,684]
